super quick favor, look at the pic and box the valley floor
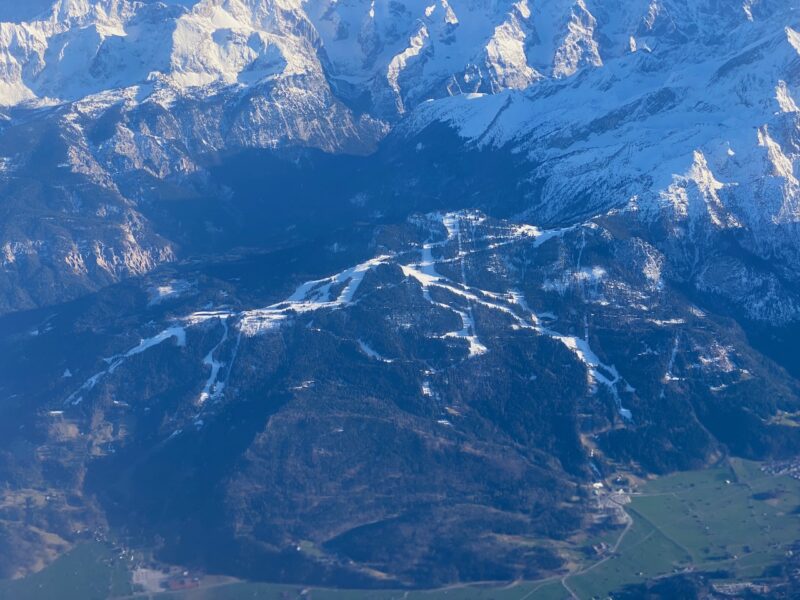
[2,458,798,600]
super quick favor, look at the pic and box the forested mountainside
[1,0,799,591]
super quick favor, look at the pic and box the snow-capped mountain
[399,0,800,321]
[0,0,797,387]
[3,0,796,196]
[2,0,800,590]
[0,1,796,309]
[0,0,610,113]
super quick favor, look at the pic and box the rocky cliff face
[0,0,797,318]
[401,0,800,323]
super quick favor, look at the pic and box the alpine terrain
[1,0,800,597]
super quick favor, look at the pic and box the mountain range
[1,0,800,592]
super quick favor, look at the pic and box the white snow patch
[65,325,186,405]
[198,317,229,405]
[148,279,192,305]
[776,81,799,113]
[239,255,392,336]
[358,340,393,363]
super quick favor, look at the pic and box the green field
[151,580,571,600]
[566,459,800,599]
[0,542,133,600]
[3,459,799,600]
